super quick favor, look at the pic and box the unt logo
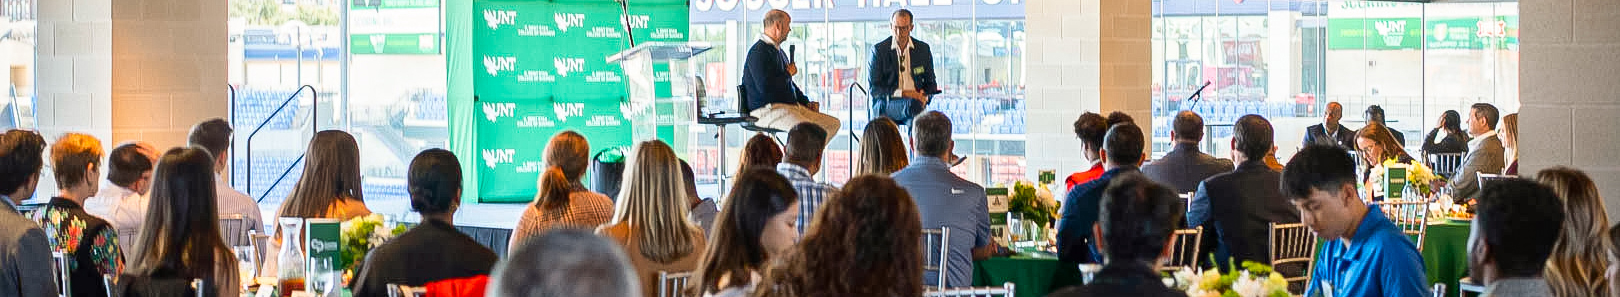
[555,13,585,32]
[482,149,516,169]
[554,103,585,122]
[308,239,339,254]
[554,58,585,77]
[482,102,515,122]
[483,10,517,30]
[622,15,650,29]
[1374,20,1407,46]
[483,56,516,76]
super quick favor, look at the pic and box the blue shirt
[891,157,990,288]
[1056,167,1137,264]
[777,163,838,235]
[1306,209,1429,297]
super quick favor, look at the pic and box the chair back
[1371,200,1429,251]
[736,85,750,114]
[1268,222,1317,288]
[921,227,952,290]
[1426,153,1464,177]
[52,252,70,297]
[1431,283,1447,297]
[218,214,249,247]
[923,282,1014,297]
[656,271,694,297]
[1477,173,1515,189]
[388,284,427,297]
[1161,227,1204,273]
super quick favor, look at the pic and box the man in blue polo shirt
[1281,145,1427,297]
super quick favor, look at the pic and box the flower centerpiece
[340,214,407,272]
[1008,181,1058,228]
[1167,261,1291,297]
[1366,159,1442,200]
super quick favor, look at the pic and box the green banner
[475,99,633,202]
[1327,18,1422,50]
[1329,16,1519,50]
[350,33,441,54]
[1424,16,1518,50]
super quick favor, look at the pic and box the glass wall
[1,0,33,130]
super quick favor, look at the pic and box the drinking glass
[306,258,337,297]
[233,246,257,291]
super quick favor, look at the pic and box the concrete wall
[1023,0,1152,182]
[1519,0,1620,223]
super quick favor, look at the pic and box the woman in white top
[692,168,801,297]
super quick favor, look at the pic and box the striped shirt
[777,163,838,235]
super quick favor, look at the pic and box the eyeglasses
[893,25,913,31]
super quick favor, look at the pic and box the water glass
[306,258,338,297]
[233,246,257,290]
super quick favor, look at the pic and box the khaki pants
[750,103,841,141]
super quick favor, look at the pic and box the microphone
[788,44,796,63]
[1186,81,1213,110]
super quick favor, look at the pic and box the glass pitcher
[276,217,306,297]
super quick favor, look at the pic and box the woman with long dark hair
[854,117,909,176]
[739,133,782,174]
[693,168,799,297]
[124,147,239,296]
[278,130,370,220]
[1422,110,1470,155]
[752,175,922,297]
[509,131,615,250]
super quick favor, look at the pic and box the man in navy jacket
[868,9,940,125]
[742,9,840,139]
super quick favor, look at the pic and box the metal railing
[245,85,317,202]
[227,84,236,183]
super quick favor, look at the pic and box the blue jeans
[871,96,927,124]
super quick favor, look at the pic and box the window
[1,0,34,130]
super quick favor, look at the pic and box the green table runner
[972,253,1062,297]
[1423,220,1471,297]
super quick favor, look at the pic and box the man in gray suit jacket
[0,129,55,297]
[1142,111,1234,194]
[1451,104,1505,203]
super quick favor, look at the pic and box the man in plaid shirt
[776,123,838,235]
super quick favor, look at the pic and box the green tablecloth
[973,254,1063,297]
[1422,220,1471,297]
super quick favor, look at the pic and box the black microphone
[788,44,796,63]
[1186,81,1213,110]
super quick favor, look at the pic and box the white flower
[1230,271,1266,297]
[1171,267,1199,290]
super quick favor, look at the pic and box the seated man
[189,118,264,233]
[1302,102,1356,151]
[1282,145,1427,297]
[1470,179,1563,297]
[0,129,53,296]
[742,9,839,138]
[350,149,499,297]
[1058,123,1146,265]
[1064,112,1108,190]
[1452,103,1505,203]
[1187,115,1299,270]
[95,142,158,253]
[1363,105,1406,146]
[1047,174,1186,297]
[777,123,837,235]
[1140,111,1232,193]
[487,229,641,297]
[869,9,939,124]
[891,111,998,288]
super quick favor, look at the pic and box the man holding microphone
[742,9,840,139]
[869,9,939,125]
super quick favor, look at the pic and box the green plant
[1007,181,1056,227]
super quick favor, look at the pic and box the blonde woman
[1537,167,1612,297]
[854,117,909,176]
[509,131,615,251]
[597,140,708,297]
[1500,113,1519,175]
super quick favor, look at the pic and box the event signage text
[691,0,1024,23]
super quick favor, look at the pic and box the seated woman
[262,130,371,276]
[1355,122,1420,200]
[739,133,782,173]
[693,168,799,297]
[509,131,615,250]
[1536,167,1611,297]
[1500,113,1519,175]
[34,133,123,297]
[350,149,498,297]
[596,140,709,297]
[854,117,909,176]
[752,175,923,297]
[121,148,240,296]
[1422,110,1470,155]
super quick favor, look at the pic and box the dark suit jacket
[1141,142,1234,194]
[1190,160,1301,270]
[1302,123,1356,150]
[1452,135,1504,202]
[349,219,498,297]
[1046,262,1184,297]
[1422,129,1470,154]
[1386,127,1407,147]
[0,200,54,297]
[868,37,940,123]
[741,40,809,112]
[1057,168,1138,264]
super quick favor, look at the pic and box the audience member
[752,175,923,297]
[694,168,798,297]
[279,130,371,220]
[487,229,640,297]
[1607,224,1620,297]
[34,133,122,297]
[1263,146,1285,171]
[682,160,719,236]
[352,149,498,297]
[1282,145,1427,297]
[1064,112,1108,190]
[1302,102,1356,150]
[777,123,837,235]
[509,131,615,250]
[1105,111,1135,127]
[1422,110,1470,155]
[1537,167,1612,297]
[892,111,996,288]
[95,142,158,253]
[1363,105,1406,146]
[1470,179,1564,297]
[1453,103,1505,203]
[597,140,708,297]
[854,117,908,176]
[742,9,840,137]
[1047,174,1186,297]
[188,118,264,234]
[1500,113,1519,175]
[0,129,53,296]
[1140,110,1232,193]
[1058,123,1146,265]
[121,147,240,297]
[1356,122,1420,200]
[1188,115,1299,270]
[740,133,783,173]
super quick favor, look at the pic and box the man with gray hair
[487,229,640,297]
[741,9,839,140]
[891,111,1000,288]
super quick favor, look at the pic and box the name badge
[913,66,925,75]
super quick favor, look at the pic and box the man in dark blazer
[1188,115,1301,270]
[1141,111,1233,194]
[741,9,839,139]
[0,129,54,297]
[1302,102,1356,150]
[868,9,940,125]
[1365,105,1406,146]
[1452,103,1505,203]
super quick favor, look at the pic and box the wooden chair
[1370,200,1430,251]
[1268,223,1317,288]
[218,214,251,247]
[923,282,1014,297]
[656,271,694,297]
[1161,227,1204,273]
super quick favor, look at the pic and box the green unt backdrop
[452,0,689,203]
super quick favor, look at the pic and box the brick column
[1023,0,1152,180]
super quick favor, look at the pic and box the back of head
[613,140,699,263]
[1106,111,1135,127]
[857,117,908,175]
[188,118,233,160]
[912,111,953,158]
[490,229,640,297]
[696,168,796,293]
[51,133,104,189]
[1098,173,1182,263]
[1441,110,1463,133]
[0,129,47,194]
[1471,103,1500,130]
[1281,145,1358,200]
[1103,124,1145,166]
[108,143,155,188]
[1172,111,1205,142]
[1476,178,1564,278]
[1233,114,1274,161]
[284,130,363,218]
[536,131,590,210]
[762,9,789,27]
[408,149,461,216]
[1365,105,1386,123]
[784,123,828,165]
[1072,112,1108,152]
[760,174,921,297]
[741,133,782,170]
[130,147,227,279]
[1535,167,1612,296]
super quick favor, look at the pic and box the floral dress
[32,197,124,297]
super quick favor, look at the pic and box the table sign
[1386,164,1409,200]
[987,187,1009,240]
[304,218,341,294]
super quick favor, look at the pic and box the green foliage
[1007,181,1055,227]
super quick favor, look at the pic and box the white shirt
[216,174,265,234]
[83,181,135,221]
[110,188,150,254]
[892,38,916,97]
[1469,130,1498,150]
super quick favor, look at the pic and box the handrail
[846,82,866,174]
[227,84,237,187]
[258,154,305,202]
[245,85,317,198]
